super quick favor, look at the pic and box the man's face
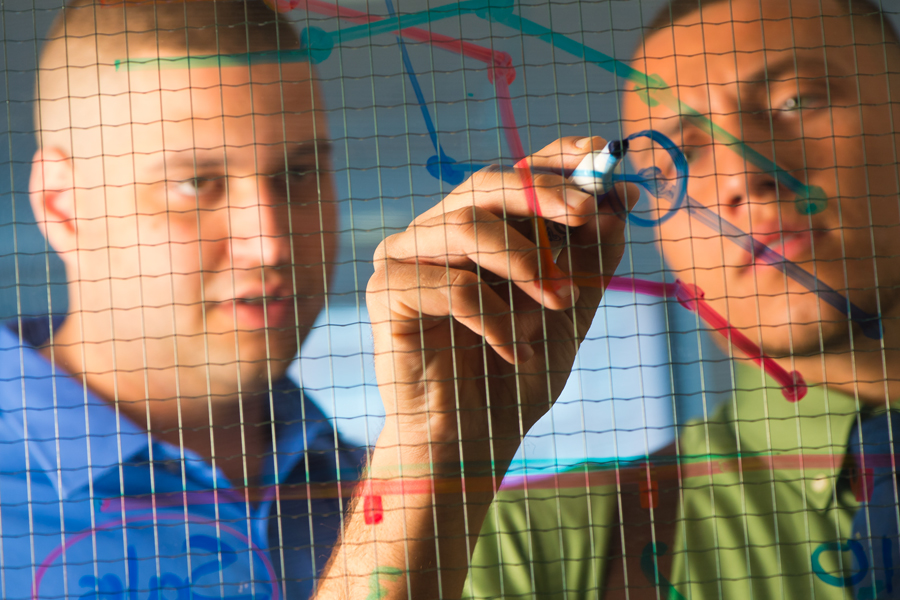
[60,60,335,393]
[623,0,900,356]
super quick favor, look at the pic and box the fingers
[415,136,610,225]
[374,206,579,311]
[557,180,642,295]
[367,260,535,365]
[367,136,635,366]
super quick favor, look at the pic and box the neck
[789,319,900,407]
[43,311,275,487]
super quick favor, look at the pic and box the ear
[29,146,77,255]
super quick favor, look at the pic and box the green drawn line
[115,48,311,71]
[484,9,827,213]
[365,567,402,600]
[112,0,828,213]
[325,0,489,44]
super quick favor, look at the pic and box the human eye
[287,166,315,184]
[271,166,316,200]
[776,93,827,113]
[167,176,221,205]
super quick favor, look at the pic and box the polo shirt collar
[0,318,335,499]
[730,363,865,510]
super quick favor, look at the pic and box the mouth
[226,292,297,328]
[747,229,819,273]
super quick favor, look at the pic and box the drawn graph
[2,1,898,597]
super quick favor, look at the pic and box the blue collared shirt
[0,318,363,600]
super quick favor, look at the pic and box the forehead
[110,61,320,157]
[625,0,867,116]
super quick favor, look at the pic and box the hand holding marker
[533,138,807,402]
[544,139,630,253]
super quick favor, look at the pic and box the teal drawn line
[324,0,489,45]
[112,0,829,214]
[365,567,402,600]
[114,48,311,72]
[304,1,826,214]
[482,9,827,215]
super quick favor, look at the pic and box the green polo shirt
[463,365,883,599]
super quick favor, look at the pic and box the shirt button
[812,474,829,493]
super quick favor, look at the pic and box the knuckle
[468,168,498,191]
[372,239,389,262]
[446,206,496,235]
[365,265,389,296]
[531,172,563,191]
[508,242,539,274]
[446,268,479,291]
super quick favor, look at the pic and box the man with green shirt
[462,0,900,598]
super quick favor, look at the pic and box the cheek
[289,201,337,259]
[126,211,224,309]
[658,213,719,275]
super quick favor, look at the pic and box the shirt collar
[729,363,867,510]
[0,318,339,499]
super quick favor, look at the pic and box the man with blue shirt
[9,1,360,598]
[11,0,637,599]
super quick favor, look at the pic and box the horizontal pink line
[98,452,873,510]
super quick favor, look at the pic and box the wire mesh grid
[0,0,899,598]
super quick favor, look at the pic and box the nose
[228,176,292,268]
[711,127,802,233]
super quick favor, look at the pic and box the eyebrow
[158,140,333,173]
[650,54,832,144]
[739,54,830,89]
[282,140,333,164]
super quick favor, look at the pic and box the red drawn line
[606,277,807,401]
[97,450,871,510]
[301,0,568,291]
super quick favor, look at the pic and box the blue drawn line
[385,0,470,185]
[113,0,828,216]
[609,131,881,339]
[111,1,880,337]
[480,9,828,216]
[812,540,870,588]
[325,0,491,46]
[112,0,827,216]
[301,1,827,215]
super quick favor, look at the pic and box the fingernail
[575,137,596,150]
[565,187,595,210]
[517,343,535,363]
[554,279,580,302]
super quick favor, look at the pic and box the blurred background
[1,0,821,470]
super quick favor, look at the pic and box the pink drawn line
[607,276,807,402]
[87,449,869,509]
[302,0,577,291]
[301,2,805,400]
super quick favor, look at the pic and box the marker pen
[546,139,629,253]
[568,139,629,194]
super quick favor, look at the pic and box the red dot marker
[363,495,383,524]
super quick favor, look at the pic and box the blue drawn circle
[612,129,688,228]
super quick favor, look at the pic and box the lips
[222,283,298,329]
[747,229,819,272]
[230,297,295,329]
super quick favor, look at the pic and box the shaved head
[35,0,301,153]
[645,0,899,44]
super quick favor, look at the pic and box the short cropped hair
[644,0,900,47]
[35,0,301,148]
